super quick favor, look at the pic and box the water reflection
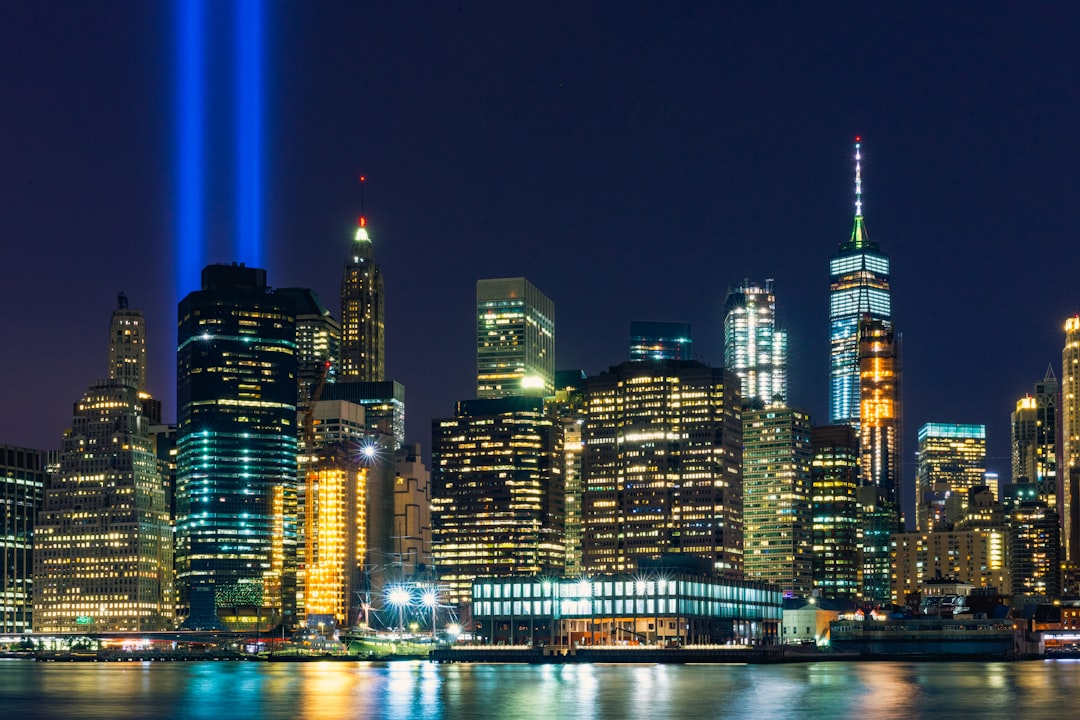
[3,659,1080,719]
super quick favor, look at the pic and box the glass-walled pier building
[470,574,782,646]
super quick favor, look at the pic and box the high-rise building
[431,397,564,606]
[629,321,692,361]
[724,279,787,407]
[321,381,406,450]
[1009,500,1061,599]
[175,264,298,629]
[476,278,555,399]
[829,139,891,428]
[0,444,45,633]
[340,217,385,382]
[891,529,1010,602]
[277,288,341,405]
[393,443,432,578]
[1063,316,1080,562]
[108,291,147,394]
[743,407,812,595]
[858,317,901,504]
[915,423,987,531]
[810,426,860,600]
[580,360,743,578]
[548,371,587,577]
[858,486,900,603]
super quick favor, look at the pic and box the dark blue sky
[2,3,1078,517]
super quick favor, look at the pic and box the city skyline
[3,4,1078,526]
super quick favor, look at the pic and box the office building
[743,407,812,596]
[393,443,432,578]
[175,264,298,629]
[629,321,692,361]
[476,277,555,398]
[548,371,587,576]
[810,426,860,599]
[858,317,901,504]
[915,423,987,531]
[580,360,743,578]
[1008,500,1061,599]
[1063,316,1080,562]
[892,529,1010,602]
[829,140,891,427]
[340,217,385,382]
[431,397,565,606]
[0,445,45,633]
[724,279,787,407]
[278,287,341,405]
[321,381,406,449]
[858,486,899,603]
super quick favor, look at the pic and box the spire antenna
[358,174,367,227]
[854,137,863,217]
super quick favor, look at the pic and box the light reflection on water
[2,659,1079,719]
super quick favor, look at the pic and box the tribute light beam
[236,0,264,267]
[176,0,205,299]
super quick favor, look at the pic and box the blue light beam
[235,0,263,268]
[176,0,205,298]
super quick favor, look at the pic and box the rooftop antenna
[854,137,863,217]
[358,174,367,228]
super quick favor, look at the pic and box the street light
[386,585,412,639]
[422,587,439,641]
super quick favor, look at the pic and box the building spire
[354,175,371,244]
[854,137,862,218]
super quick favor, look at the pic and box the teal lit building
[470,573,782,646]
[829,140,891,427]
[629,321,692,361]
[176,264,299,629]
[810,426,860,599]
[0,445,44,633]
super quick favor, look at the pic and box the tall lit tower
[1063,316,1080,561]
[476,278,555,398]
[176,264,298,629]
[858,317,901,503]
[724,279,787,407]
[109,292,147,393]
[915,423,987,531]
[340,182,385,382]
[829,139,891,428]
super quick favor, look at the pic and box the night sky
[3,3,1078,519]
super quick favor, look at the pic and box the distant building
[724,279,787,407]
[810,426,860,600]
[1009,500,1061,599]
[829,140,891,428]
[431,397,564,606]
[580,360,743,578]
[476,278,555,399]
[321,381,405,450]
[915,423,987,531]
[743,407,813,595]
[858,317,901,505]
[175,264,298,629]
[277,287,341,405]
[629,321,692,361]
[1062,316,1080,562]
[548,372,587,577]
[858,486,900,603]
[339,217,385,382]
[0,445,45,633]
[891,529,1009,602]
[393,442,432,578]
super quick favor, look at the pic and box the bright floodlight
[446,623,461,638]
[387,586,411,608]
[422,589,438,608]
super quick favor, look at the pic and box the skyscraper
[175,264,298,629]
[743,407,813,595]
[476,277,555,399]
[431,397,564,605]
[915,423,987,531]
[340,217,385,382]
[829,140,891,427]
[277,287,341,405]
[34,297,171,632]
[724,279,787,407]
[0,445,45,633]
[580,360,743,578]
[858,317,901,504]
[810,426,860,599]
[629,321,692,361]
[1064,316,1080,562]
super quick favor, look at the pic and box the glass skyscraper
[340,218,385,382]
[476,277,555,398]
[629,321,692,361]
[0,445,44,633]
[829,140,891,427]
[175,264,298,629]
[915,423,987,531]
[724,279,786,407]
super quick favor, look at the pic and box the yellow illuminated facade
[580,361,743,579]
[1063,316,1080,562]
[858,317,900,504]
[340,222,385,382]
[891,529,1009,602]
[915,423,986,531]
[303,460,366,626]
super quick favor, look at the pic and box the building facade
[810,426,860,599]
[321,381,406,450]
[1063,316,1080,562]
[0,445,45,633]
[393,443,432,578]
[277,287,341,405]
[629,321,692,361]
[580,360,743,579]
[915,423,987,532]
[858,316,901,504]
[431,397,565,606]
[476,277,555,399]
[742,407,812,595]
[175,264,298,629]
[339,218,385,382]
[829,140,891,428]
[724,279,787,407]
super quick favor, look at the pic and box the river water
[1,659,1076,719]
